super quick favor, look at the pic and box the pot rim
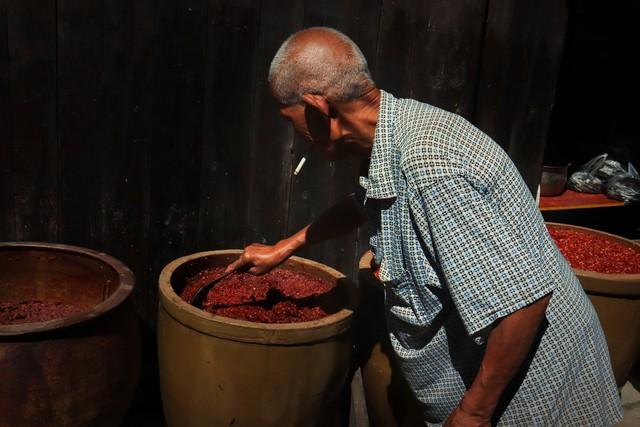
[546,222,640,280]
[0,242,135,336]
[158,249,355,345]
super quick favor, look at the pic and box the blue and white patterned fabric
[357,90,623,426]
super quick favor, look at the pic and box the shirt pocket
[384,272,436,328]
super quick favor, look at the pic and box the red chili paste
[548,226,640,274]
[214,302,328,324]
[0,300,81,325]
[180,267,337,323]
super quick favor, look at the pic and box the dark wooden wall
[540,1,640,241]
[0,0,567,328]
[545,1,640,168]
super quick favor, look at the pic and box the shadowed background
[0,0,567,330]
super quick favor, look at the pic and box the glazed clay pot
[0,242,140,427]
[357,251,424,427]
[547,222,640,387]
[158,249,356,427]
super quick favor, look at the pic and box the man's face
[278,102,348,160]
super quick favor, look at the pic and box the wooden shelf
[539,189,625,211]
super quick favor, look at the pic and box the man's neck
[334,87,381,156]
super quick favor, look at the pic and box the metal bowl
[540,164,569,196]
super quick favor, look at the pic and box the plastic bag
[568,153,607,193]
[596,159,626,181]
[606,163,640,204]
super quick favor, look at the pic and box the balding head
[269,27,375,105]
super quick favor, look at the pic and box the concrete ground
[121,366,640,426]
[617,381,640,426]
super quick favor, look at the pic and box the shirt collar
[359,89,399,199]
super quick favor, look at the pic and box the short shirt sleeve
[419,176,554,336]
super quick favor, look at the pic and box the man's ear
[301,94,330,117]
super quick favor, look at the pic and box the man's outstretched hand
[226,195,365,275]
[225,240,295,275]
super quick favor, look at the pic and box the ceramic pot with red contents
[546,222,640,387]
[157,249,356,427]
[0,242,140,427]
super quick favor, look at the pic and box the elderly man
[227,27,622,426]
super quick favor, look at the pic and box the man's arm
[226,193,367,274]
[445,294,551,426]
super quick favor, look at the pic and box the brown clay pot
[357,251,424,427]
[0,242,140,427]
[157,249,356,427]
[546,222,640,387]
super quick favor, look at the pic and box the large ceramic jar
[357,250,424,427]
[0,242,140,427]
[546,222,640,387]
[158,249,356,427]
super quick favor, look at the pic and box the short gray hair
[268,27,374,105]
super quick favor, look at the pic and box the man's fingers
[225,256,246,272]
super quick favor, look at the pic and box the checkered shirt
[357,90,623,426]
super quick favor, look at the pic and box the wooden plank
[539,190,624,212]
[0,0,15,241]
[197,0,260,252]
[56,0,104,246]
[475,0,567,194]
[244,0,305,245]
[285,0,383,277]
[5,0,58,241]
[375,0,487,119]
[97,0,155,326]
[0,1,13,240]
[147,0,208,319]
